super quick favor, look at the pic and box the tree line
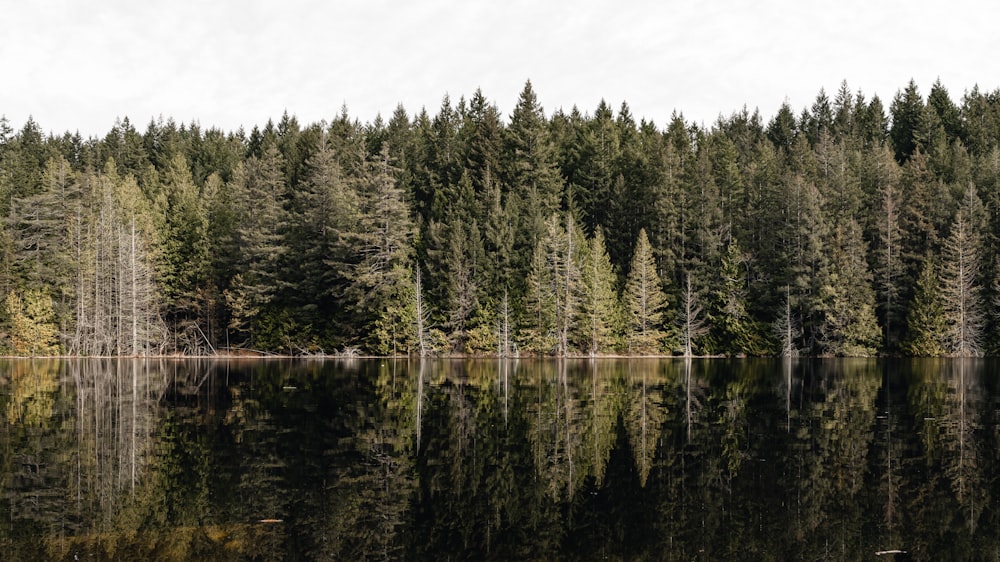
[3,78,1000,356]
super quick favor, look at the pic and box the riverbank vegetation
[3,79,1000,357]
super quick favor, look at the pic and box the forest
[2,78,1000,357]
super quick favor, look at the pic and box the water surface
[2,358,999,560]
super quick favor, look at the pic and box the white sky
[3,0,999,138]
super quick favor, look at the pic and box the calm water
[2,357,999,561]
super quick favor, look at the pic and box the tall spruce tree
[224,143,291,348]
[160,153,210,346]
[624,229,668,353]
[713,238,765,355]
[903,254,947,356]
[814,218,882,356]
[286,135,360,347]
[350,144,416,354]
[581,226,620,355]
[889,80,926,163]
[504,81,564,290]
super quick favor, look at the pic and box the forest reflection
[2,358,999,561]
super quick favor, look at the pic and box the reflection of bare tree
[69,359,163,520]
[940,358,983,532]
[684,358,708,444]
[874,362,902,549]
[777,357,796,433]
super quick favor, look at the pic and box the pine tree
[227,144,289,347]
[903,255,947,356]
[350,144,416,353]
[713,238,765,355]
[814,219,882,356]
[581,226,620,355]
[889,79,926,163]
[160,153,210,343]
[624,229,668,353]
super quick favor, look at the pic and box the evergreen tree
[227,144,289,347]
[766,102,798,155]
[814,219,882,356]
[581,226,620,355]
[903,255,947,356]
[159,153,210,345]
[898,150,945,300]
[285,135,360,347]
[522,230,557,353]
[504,81,564,290]
[520,212,584,355]
[777,160,827,348]
[889,79,926,163]
[927,79,963,143]
[443,217,484,352]
[7,155,81,320]
[679,131,724,290]
[865,144,903,349]
[712,238,766,355]
[350,145,416,353]
[5,288,59,356]
[645,116,685,284]
[624,229,668,353]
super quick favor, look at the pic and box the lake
[2,357,998,560]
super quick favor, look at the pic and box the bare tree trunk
[413,267,429,357]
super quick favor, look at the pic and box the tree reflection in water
[2,358,1000,560]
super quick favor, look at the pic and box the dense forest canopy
[3,78,1000,357]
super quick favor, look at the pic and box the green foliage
[713,238,767,356]
[903,256,947,356]
[814,219,882,356]
[624,229,668,353]
[581,227,622,354]
[3,80,1000,355]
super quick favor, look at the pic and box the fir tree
[713,238,766,355]
[814,219,882,356]
[903,255,947,356]
[581,226,620,354]
[624,229,668,353]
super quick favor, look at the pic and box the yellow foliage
[6,289,59,356]
[4,359,59,425]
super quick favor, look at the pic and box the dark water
[2,357,1000,561]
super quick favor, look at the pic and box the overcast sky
[4,0,999,138]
